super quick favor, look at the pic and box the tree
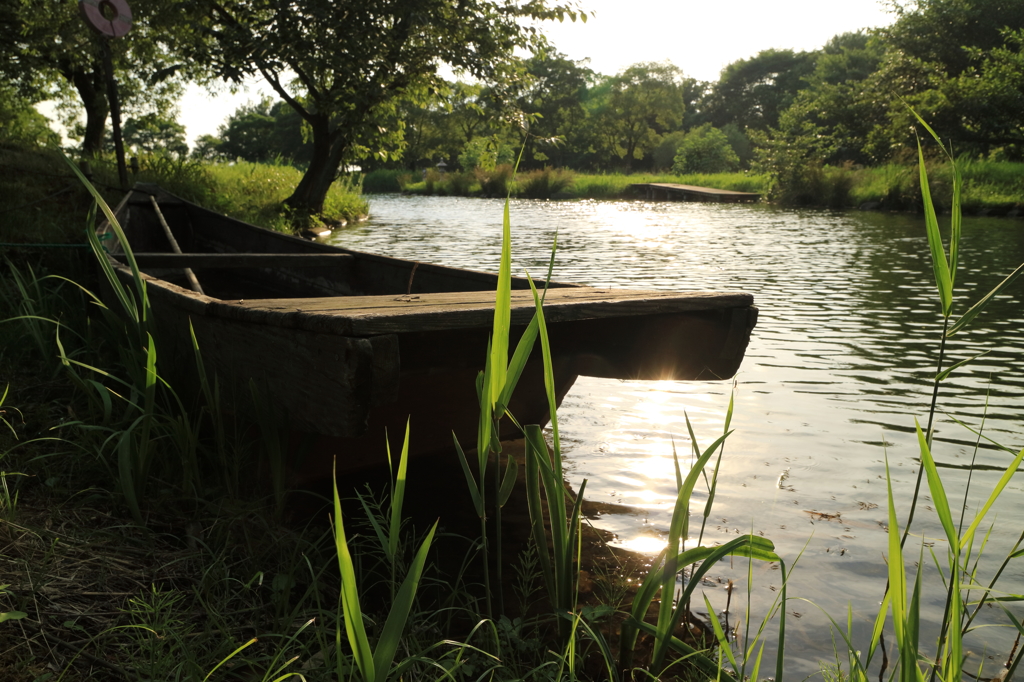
[190,134,224,162]
[1,0,203,155]
[215,97,312,164]
[701,49,816,132]
[672,124,739,174]
[864,0,1024,157]
[122,112,189,157]
[190,0,586,218]
[0,85,58,147]
[591,62,686,170]
[884,0,1024,77]
[758,32,887,167]
[952,28,1024,154]
[513,48,594,168]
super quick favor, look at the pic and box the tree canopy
[186,0,587,216]
[1,0,204,154]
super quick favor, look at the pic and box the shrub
[446,171,474,196]
[672,124,740,174]
[515,168,575,199]
[477,164,514,197]
[362,169,411,193]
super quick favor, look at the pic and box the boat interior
[113,185,569,302]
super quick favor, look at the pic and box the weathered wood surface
[97,184,760,474]
[206,288,754,336]
[126,252,355,268]
[630,183,760,203]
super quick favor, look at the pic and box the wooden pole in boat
[149,195,205,295]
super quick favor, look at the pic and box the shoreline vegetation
[3,137,1024,679]
[364,162,1024,217]
[3,144,1021,248]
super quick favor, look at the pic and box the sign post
[79,0,133,190]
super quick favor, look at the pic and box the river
[328,194,1024,677]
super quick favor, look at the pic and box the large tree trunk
[70,65,109,157]
[284,114,349,219]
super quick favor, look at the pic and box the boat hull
[98,185,757,479]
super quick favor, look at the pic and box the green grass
[794,158,1024,212]
[0,142,368,246]
[206,161,368,230]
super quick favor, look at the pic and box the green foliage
[206,162,368,229]
[189,0,586,216]
[515,168,575,199]
[121,113,189,158]
[672,124,740,174]
[512,48,595,169]
[477,165,515,197]
[362,169,413,193]
[189,134,224,162]
[701,48,816,132]
[590,62,687,170]
[650,130,687,171]
[0,87,58,147]
[216,97,312,166]
[459,137,516,172]
[1,0,205,155]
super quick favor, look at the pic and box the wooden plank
[205,287,754,336]
[126,252,355,268]
[629,183,760,201]
[150,195,204,295]
[646,183,759,197]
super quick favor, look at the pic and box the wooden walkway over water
[629,183,760,203]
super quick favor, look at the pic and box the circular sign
[79,0,133,38]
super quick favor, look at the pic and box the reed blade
[332,461,375,682]
[915,419,957,548]
[948,261,1024,336]
[917,136,953,318]
[958,444,1024,551]
[388,419,411,562]
[372,521,438,682]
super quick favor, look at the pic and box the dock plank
[630,183,760,202]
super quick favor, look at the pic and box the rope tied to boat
[0,233,113,250]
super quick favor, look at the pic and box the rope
[0,234,113,250]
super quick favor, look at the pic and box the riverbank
[4,142,1023,679]
[363,161,1024,215]
[0,144,368,245]
[1,142,727,679]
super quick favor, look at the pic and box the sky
[175,0,897,146]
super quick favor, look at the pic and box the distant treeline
[185,0,1023,188]
[4,0,1021,208]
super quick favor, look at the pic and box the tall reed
[822,113,1024,681]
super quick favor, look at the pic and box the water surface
[330,195,1024,676]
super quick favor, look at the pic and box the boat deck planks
[210,288,754,336]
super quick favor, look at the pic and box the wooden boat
[97,184,758,480]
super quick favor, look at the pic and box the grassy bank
[3,137,1024,681]
[769,158,1024,213]
[363,167,769,200]
[366,160,1024,215]
[0,144,368,245]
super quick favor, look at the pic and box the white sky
[171,0,897,145]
